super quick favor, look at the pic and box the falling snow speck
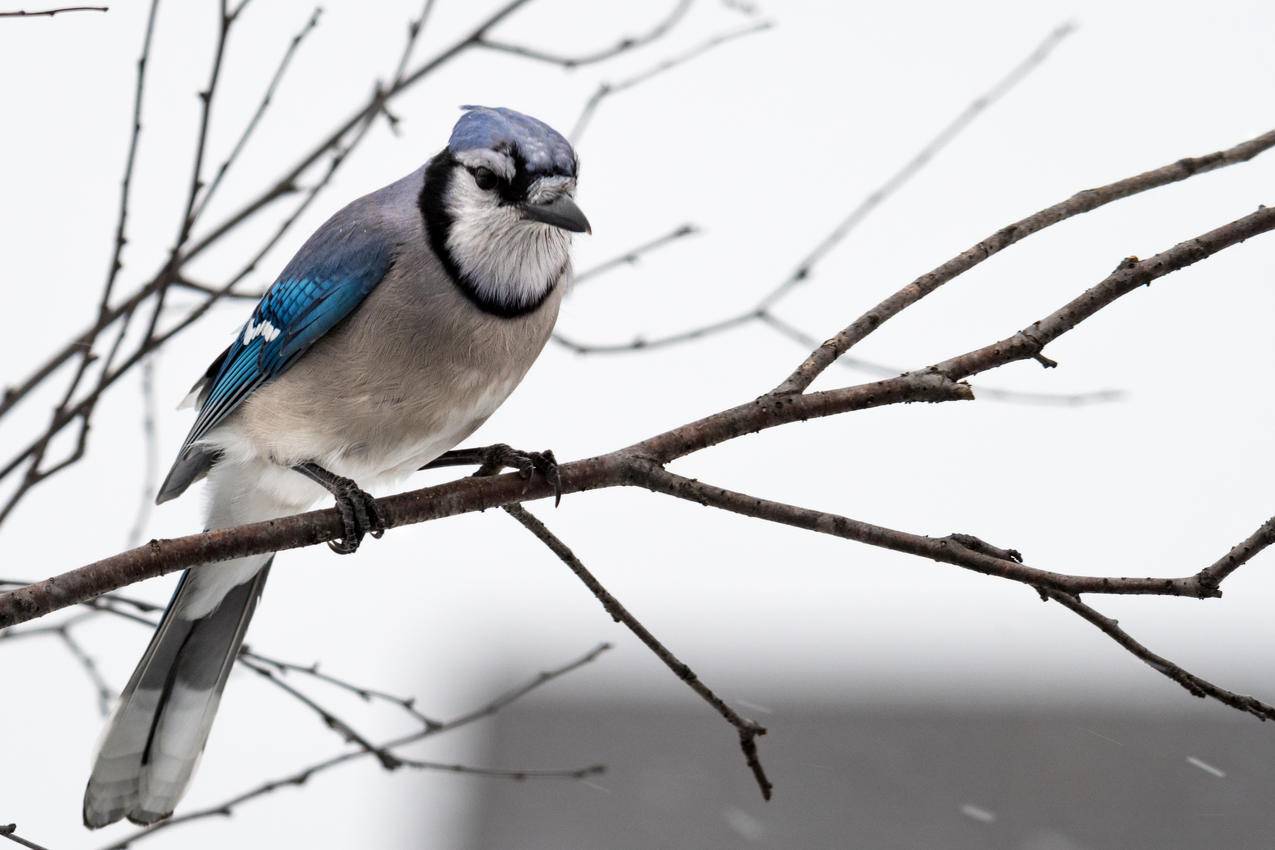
[723,806,766,842]
[960,804,996,823]
[1186,756,1226,778]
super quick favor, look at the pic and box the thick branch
[0,376,971,628]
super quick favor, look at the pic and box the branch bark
[4,197,1274,628]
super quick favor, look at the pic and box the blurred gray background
[2,0,1274,848]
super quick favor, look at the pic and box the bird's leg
[422,443,561,506]
[292,462,386,554]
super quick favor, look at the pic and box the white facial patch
[444,171,573,311]
[526,175,575,205]
[242,317,280,345]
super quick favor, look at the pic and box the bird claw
[478,444,562,506]
[327,479,385,555]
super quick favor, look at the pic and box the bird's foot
[293,463,385,554]
[328,478,386,554]
[424,443,562,506]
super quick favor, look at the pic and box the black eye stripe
[465,161,537,204]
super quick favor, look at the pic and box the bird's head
[420,106,588,317]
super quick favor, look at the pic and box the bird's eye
[473,167,497,190]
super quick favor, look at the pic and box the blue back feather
[178,212,395,455]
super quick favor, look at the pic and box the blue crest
[448,106,576,177]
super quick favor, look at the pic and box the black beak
[520,195,591,234]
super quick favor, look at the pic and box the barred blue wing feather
[156,218,395,503]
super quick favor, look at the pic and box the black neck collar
[418,150,559,319]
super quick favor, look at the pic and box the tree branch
[569,18,773,143]
[239,656,403,770]
[567,223,699,288]
[0,5,105,16]
[504,503,773,800]
[241,649,443,731]
[1195,515,1275,591]
[777,131,1275,394]
[393,757,604,781]
[1043,590,1275,721]
[4,188,1275,628]
[635,465,1206,596]
[0,374,971,628]
[477,0,692,69]
[929,205,1275,383]
[188,5,323,224]
[756,311,1125,408]
[0,824,51,850]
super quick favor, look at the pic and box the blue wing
[157,216,395,502]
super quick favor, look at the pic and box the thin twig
[758,311,1125,407]
[478,0,692,69]
[570,223,699,287]
[241,649,443,730]
[189,5,323,223]
[167,0,236,267]
[0,823,52,850]
[99,0,156,308]
[239,657,403,770]
[0,609,113,717]
[124,357,159,547]
[395,757,605,781]
[504,503,773,800]
[0,5,105,16]
[1044,590,1275,721]
[58,629,114,716]
[570,19,773,143]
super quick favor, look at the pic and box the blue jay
[83,106,589,828]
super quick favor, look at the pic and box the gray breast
[230,202,567,482]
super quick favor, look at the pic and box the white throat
[444,175,572,312]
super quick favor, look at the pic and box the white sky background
[2,0,1275,847]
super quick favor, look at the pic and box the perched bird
[83,106,589,828]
